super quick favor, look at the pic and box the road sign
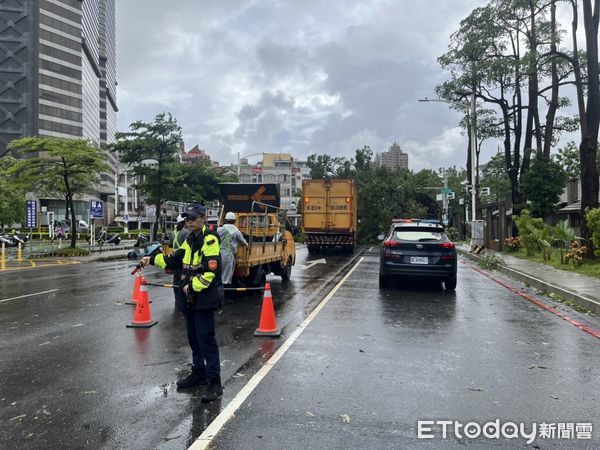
[146,204,156,218]
[26,201,37,228]
[441,187,452,194]
[447,192,455,200]
[90,200,103,219]
[123,214,129,222]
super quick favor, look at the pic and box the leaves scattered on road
[340,414,351,423]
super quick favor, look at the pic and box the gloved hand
[139,256,151,267]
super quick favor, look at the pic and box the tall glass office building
[0,0,118,219]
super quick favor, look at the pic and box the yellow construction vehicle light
[346,197,351,202]
[304,197,310,203]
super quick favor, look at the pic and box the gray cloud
[116,0,490,170]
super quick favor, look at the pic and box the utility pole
[442,171,449,226]
[469,91,477,223]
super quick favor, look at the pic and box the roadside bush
[446,226,459,242]
[54,247,90,257]
[504,236,520,251]
[513,210,545,256]
[552,219,582,264]
[479,253,505,270]
[564,242,587,267]
[585,207,600,257]
[294,232,305,243]
[527,223,553,260]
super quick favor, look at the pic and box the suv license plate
[410,257,428,264]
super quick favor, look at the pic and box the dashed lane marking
[188,256,365,450]
[0,289,59,304]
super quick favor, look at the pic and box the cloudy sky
[116,0,493,170]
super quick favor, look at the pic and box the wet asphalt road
[1,246,599,449]
[0,244,356,449]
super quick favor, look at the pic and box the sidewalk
[457,244,600,316]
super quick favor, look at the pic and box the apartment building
[374,142,409,169]
[237,153,311,219]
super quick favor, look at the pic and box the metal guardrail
[1,240,137,260]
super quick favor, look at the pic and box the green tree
[555,141,580,181]
[171,160,238,203]
[520,153,567,218]
[0,156,26,230]
[480,152,511,202]
[110,113,182,239]
[8,137,108,248]
[307,153,355,179]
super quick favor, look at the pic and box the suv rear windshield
[392,228,444,242]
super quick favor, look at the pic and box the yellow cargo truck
[301,179,357,253]
[218,183,296,286]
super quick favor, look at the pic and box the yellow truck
[301,179,357,253]
[218,183,296,286]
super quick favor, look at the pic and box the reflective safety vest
[153,226,223,310]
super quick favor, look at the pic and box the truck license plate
[410,257,428,264]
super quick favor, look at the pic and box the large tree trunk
[64,176,77,248]
[523,0,542,169]
[580,0,600,253]
[543,0,559,158]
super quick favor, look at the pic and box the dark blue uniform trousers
[179,300,221,382]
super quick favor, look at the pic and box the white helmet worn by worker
[176,214,185,223]
[225,212,236,221]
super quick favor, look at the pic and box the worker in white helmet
[170,214,189,250]
[217,212,248,285]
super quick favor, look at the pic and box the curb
[458,249,600,316]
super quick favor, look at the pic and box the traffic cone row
[126,273,279,334]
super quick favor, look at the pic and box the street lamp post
[468,92,477,223]
[419,96,478,235]
[237,151,264,178]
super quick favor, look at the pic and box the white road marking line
[189,257,365,450]
[0,289,59,304]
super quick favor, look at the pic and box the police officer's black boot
[201,379,223,402]
[177,370,208,389]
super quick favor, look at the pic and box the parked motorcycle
[10,233,28,246]
[0,234,16,247]
[97,230,121,246]
[127,235,160,259]
[0,233,28,247]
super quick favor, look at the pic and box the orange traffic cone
[127,273,143,305]
[126,283,157,328]
[254,283,281,337]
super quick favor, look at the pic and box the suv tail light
[383,240,401,258]
[438,242,455,249]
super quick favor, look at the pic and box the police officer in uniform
[140,204,225,402]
